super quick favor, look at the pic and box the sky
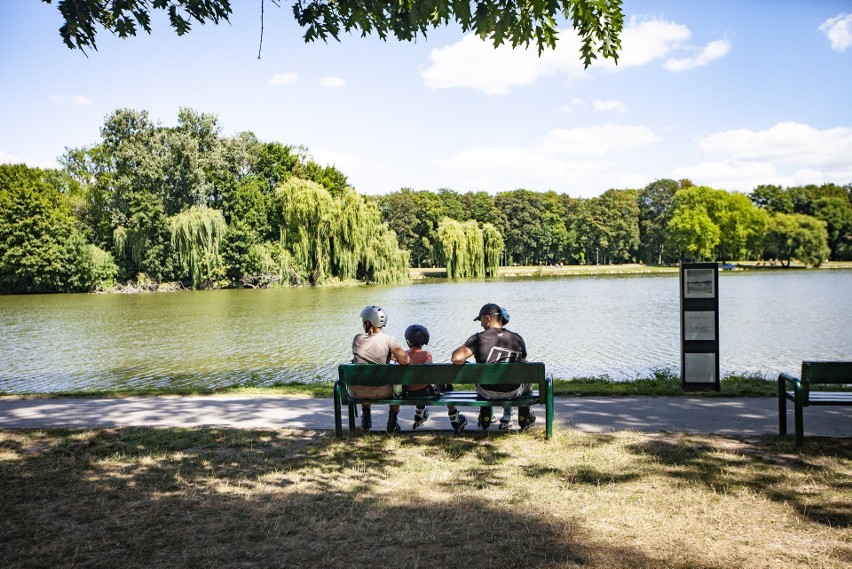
[1,1,851,198]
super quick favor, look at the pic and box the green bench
[334,362,552,439]
[778,361,852,445]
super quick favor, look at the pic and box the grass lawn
[13,369,848,399]
[1,428,849,568]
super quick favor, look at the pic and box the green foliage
[113,190,174,281]
[0,164,93,293]
[573,189,640,264]
[46,1,626,68]
[482,223,503,277]
[750,183,852,260]
[169,205,228,288]
[76,244,120,291]
[666,207,719,261]
[44,0,232,51]
[268,178,408,286]
[667,186,767,262]
[812,196,852,260]
[638,179,679,264]
[764,213,831,268]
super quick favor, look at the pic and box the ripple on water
[1,271,850,392]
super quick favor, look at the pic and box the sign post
[679,262,720,392]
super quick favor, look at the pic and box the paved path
[1,395,851,437]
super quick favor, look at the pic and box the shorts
[476,383,532,400]
[347,384,393,399]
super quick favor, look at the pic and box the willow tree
[436,217,490,278]
[463,220,485,278]
[363,225,410,285]
[272,178,334,284]
[168,205,227,288]
[269,177,408,285]
[331,188,369,281]
[482,223,504,277]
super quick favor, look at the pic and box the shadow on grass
[0,428,670,569]
[624,434,852,528]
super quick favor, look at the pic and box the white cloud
[541,125,658,156]
[0,150,24,164]
[615,18,691,68]
[309,147,362,172]
[671,122,852,191]
[558,98,585,113]
[319,76,346,88]
[0,150,60,169]
[593,99,628,113]
[664,39,731,72]
[421,17,727,94]
[421,33,581,95]
[268,72,299,86]
[49,95,92,106]
[697,122,852,168]
[819,13,852,52]
[434,124,660,196]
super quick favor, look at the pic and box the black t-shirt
[463,327,527,392]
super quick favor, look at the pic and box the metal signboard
[680,263,721,391]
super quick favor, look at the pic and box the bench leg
[794,401,804,446]
[778,377,787,435]
[333,383,344,438]
[546,382,554,441]
[348,403,357,432]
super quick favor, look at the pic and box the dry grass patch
[1,428,850,568]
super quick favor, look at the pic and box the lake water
[1,270,851,393]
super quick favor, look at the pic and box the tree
[749,184,793,214]
[0,165,97,293]
[668,186,766,262]
[436,217,487,278]
[494,189,543,265]
[812,196,852,260]
[638,179,678,264]
[666,208,719,262]
[572,189,639,264]
[763,213,830,268]
[45,0,624,66]
[482,222,503,277]
[169,205,228,288]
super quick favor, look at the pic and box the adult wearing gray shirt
[351,305,410,433]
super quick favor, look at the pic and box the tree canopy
[43,0,624,66]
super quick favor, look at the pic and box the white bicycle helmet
[360,305,388,328]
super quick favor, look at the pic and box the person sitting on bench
[451,303,535,432]
[350,305,410,433]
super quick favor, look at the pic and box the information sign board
[680,263,720,391]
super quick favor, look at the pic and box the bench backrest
[338,362,545,387]
[801,361,852,388]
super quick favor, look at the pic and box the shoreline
[411,261,852,280]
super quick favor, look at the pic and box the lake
[1,269,850,393]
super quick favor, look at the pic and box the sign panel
[679,263,720,392]
[684,311,716,341]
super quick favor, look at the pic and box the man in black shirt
[451,303,535,431]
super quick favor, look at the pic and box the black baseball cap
[474,303,502,321]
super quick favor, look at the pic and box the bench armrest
[779,372,801,389]
[778,372,806,403]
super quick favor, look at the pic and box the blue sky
[1,1,851,198]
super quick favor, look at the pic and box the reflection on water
[1,270,851,393]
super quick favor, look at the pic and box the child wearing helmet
[403,324,467,435]
[351,305,410,433]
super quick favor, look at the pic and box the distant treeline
[378,181,851,270]
[1,108,850,294]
